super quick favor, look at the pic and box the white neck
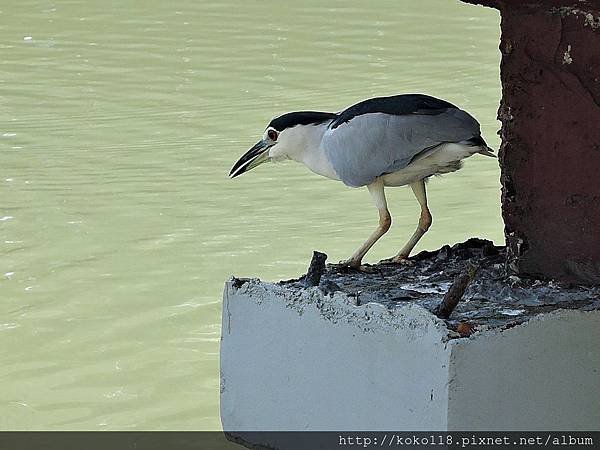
[269,123,339,180]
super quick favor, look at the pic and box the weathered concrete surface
[448,310,600,430]
[461,0,600,283]
[288,239,600,333]
[220,243,600,434]
[221,281,600,433]
[221,281,452,431]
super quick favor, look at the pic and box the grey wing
[320,108,481,187]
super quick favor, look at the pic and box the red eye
[268,129,278,141]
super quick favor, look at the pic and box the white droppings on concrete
[499,308,525,316]
[401,281,451,294]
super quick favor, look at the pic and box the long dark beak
[229,140,271,178]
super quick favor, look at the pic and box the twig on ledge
[435,262,479,319]
[304,251,328,288]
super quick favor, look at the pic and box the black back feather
[329,94,457,129]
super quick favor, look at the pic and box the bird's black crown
[268,111,337,131]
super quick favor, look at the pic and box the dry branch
[435,263,479,319]
[304,251,328,287]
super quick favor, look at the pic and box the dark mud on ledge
[280,239,600,333]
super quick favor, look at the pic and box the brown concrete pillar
[462,0,600,284]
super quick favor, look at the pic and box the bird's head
[228,125,281,179]
[229,111,337,178]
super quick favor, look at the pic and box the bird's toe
[378,255,414,266]
[338,258,363,270]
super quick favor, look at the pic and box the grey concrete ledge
[220,241,600,433]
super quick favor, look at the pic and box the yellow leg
[340,178,391,269]
[381,179,432,263]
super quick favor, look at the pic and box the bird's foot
[378,255,414,266]
[337,259,372,272]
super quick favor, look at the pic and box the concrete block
[220,279,600,432]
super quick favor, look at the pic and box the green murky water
[1,0,501,430]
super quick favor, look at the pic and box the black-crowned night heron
[230,94,494,269]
